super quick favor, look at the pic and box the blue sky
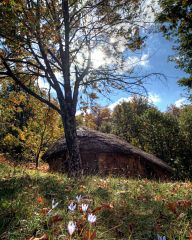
[37,0,190,114]
[37,23,189,114]
[104,32,189,112]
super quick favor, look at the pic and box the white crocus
[52,199,59,209]
[81,203,89,212]
[47,199,59,215]
[68,202,76,211]
[76,195,82,203]
[157,235,166,240]
[87,213,96,223]
[68,221,76,235]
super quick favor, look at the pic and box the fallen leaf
[167,202,177,214]
[29,233,48,240]
[97,180,109,189]
[92,206,102,214]
[76,218,86,233]
[101,203,114,210]
[177,212,186,219]
[189,230,192,240]
[154,195,165,202]
[81,195,93,204]
[40,208,50,215]
[92,203,113,213]
[83,230,96,240]
[177,200,192,208]
[79,185,86,192]
[37,197,44,204]
[167,200,192,214]
[49,214,63,225]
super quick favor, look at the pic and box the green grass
[0,163,191,240]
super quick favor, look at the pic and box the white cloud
[37,72,63,90]
[107,93,161,111]
[76,108,91,116]
[91,48,112,68]
[175,98,187,108]
[141,0,160,25]
[37,78,49,89]
[36,77,57,97]
[140,54,150,66]
[76,110,83,116]
[108,97,133,110]
[76,92,161,116]
[124,54,150,71]
[148,92,161,104]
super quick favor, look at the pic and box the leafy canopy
[156,0,192,99]
[0,0,152,113]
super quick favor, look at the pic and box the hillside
[0,162,191,240]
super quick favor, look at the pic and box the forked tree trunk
[61,108,82,177]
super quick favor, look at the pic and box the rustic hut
[42,128,173,179]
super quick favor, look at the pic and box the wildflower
[81,203,89,212]
[88,213,96,223]
[68,202,76,211]
[68,221,76,235]
[157,234,166,240]
[76,195,82,203]
[46,199,59,216]
[52,199,59,209]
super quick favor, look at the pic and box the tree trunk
[35,123,47,169]
[61,108,82,177]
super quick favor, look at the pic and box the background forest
[77,97,192,179]
[1,80,192,179]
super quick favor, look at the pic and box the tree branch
[1,58,61,114]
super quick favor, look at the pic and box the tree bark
[61,106,82,177]
[35,121,47,169]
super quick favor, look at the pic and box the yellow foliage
[19,131,26,141]
[3,133,19,147]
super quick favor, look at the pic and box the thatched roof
[42,127,173,172]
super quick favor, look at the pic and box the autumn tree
[0,0,153,176]
[0,79,33,158]
[156,0,192,99]
[0,79,62,165]
[91,106,111,130]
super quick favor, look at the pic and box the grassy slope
[0,163,191,240]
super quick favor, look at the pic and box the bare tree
[0,0,155,176]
